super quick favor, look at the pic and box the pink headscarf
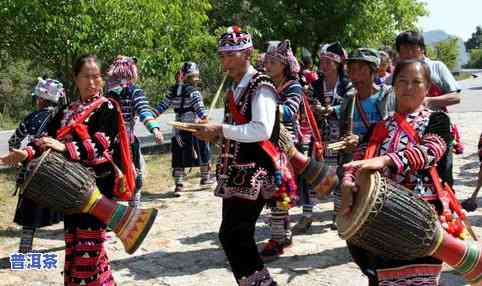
[266,39,300,77]
[107,55,138,89]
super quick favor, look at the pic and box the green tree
[0,51,51,128]
[208,0,427,52]
[0,0,219,102]
[426,37,460,71]
[465,48,482,68]
[465,26,482,51]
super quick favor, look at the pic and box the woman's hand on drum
[38,137,66,153]
[339,179,356,215]
[343,155,393,171]
[0,149,28,166]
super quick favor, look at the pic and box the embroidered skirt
[63,175,116,286]
[64,214,115,286]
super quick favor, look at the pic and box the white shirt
[222,65,277,143]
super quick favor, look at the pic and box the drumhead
[336,169,381,240]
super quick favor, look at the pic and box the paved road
[450,72,482,113]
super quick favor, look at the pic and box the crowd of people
[2,26,482,286]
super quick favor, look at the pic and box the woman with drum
[339,59,479,285]
[0,54,137,286]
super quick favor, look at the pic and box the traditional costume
[106,55,160,207]
[343,108,454,285]
[155,62,213,195]
[294,42,352,232]
[8,78,64,253]
[216,27,298,286]
[22,91,135,286]
[300,47,318,86]
[260,40,302,260]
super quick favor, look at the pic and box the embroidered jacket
[24,95,132,198]
[344,109,451,200]
[215,73,277,200]
[9,108,50,149]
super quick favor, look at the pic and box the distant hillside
[423,30,469,70]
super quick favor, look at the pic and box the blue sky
[419,0,481,40]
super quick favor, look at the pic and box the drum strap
[301,94,324,160]
[371,113,467,236]
[364,121,388,160]
[56,96,135,201]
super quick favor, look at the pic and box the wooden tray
[168,122,207,132]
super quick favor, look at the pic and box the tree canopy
[465,26,482,52]
[209,0,427,51]
[1,0,217,96]
[426,37,460,71]
[0,0,429,126]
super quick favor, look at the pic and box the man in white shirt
[193,26,278,286]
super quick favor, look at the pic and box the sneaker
[292,216,313,234]
[260,239,291,262]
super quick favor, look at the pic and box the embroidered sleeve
[388,112,451,175]
[132,88,160,133]
[387,133,447,175]
[65,142,81,161]
[67,102,118,164]
[341,143,367,185]
[21,137,45,162]
[8,111,43,149]
[23,146,36,161]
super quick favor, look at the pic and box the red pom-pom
[232,26,241,33]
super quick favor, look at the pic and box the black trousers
[219,196,266,281]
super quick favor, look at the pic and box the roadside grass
[455,72,472,81]
[0,168,21,246]
[0,153,204,245]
